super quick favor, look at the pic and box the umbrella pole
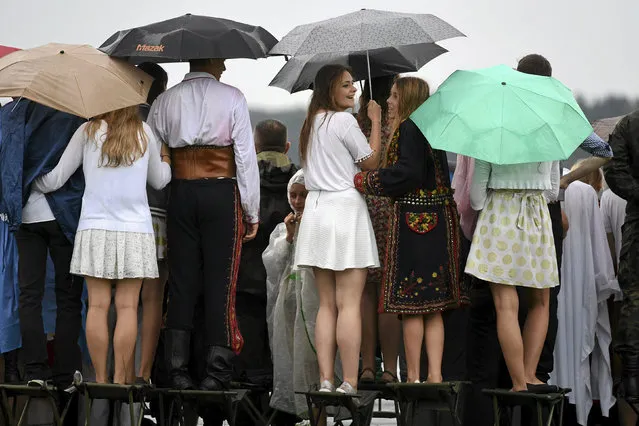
[366,50,372,99]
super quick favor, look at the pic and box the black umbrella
[269,43,448,93]
[99,13,278,64]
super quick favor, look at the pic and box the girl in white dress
[35,106,171,384]
[295,64,382,394]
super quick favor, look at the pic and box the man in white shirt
[148,58,260,391]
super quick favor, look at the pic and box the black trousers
[15,221,83,385]
[166,179,244,352]
[464,202,564,426]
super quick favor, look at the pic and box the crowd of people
[0,50,637,426]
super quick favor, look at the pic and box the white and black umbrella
[100,13,278,64]
[269,9,463,96]
[270,9,463,56]
[270,43,448,93]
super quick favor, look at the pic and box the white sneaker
[336,382,356,394]
[319,380,335,392]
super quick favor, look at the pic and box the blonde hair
[86,106,148,168]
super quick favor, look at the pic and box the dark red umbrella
[0,45,20,59]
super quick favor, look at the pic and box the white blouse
[303,112,373,192]
[35,121,171,234]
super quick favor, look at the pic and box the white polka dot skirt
[465,190,559,289]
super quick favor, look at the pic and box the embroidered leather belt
[397,192,453,206]
[172,145,236,180]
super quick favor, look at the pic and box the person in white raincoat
[551,180,621,425]
[264,169,319,418]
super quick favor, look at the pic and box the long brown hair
[86,106,148,168]
[394,76,430,125]
[299,64,353,163]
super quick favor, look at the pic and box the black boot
[199,346,235,391]
[621,354,639,401]
[164,329,195,390]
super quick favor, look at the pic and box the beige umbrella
[0,43,151,118]
[591,116,624,142]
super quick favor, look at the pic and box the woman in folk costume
[465,144,560,392]
[294,64,382,394]
[354,76,468,383]
[264,170,330,422]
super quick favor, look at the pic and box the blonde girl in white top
[35,106,171,384]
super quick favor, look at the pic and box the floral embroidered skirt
[380,196,469,315]
[465,190,559,289]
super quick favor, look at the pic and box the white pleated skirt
[295,188,379,271]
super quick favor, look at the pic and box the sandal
[379,370,399,384]
[359,368,376,383]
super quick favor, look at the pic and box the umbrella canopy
[591,116,623,142]
[411,64,593,165]
[100,13,278,64]
[270,8,463,56]
[0,45,19,59]
[270,43,448,93]
[0,43,151,119]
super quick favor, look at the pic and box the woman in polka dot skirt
[465,160,560,392]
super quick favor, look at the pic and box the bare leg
[359,279,378,381]
[490,283,527,391]
[424,312,444,383]
[137,262,168,380]
[112,279,143,385]
[85,277,113,383]
[379,313,401,381]
[335,268,368,388]
[403,315,424,382]
[618,399,639,426]
[523,288,550,384]
[314,268,337,385]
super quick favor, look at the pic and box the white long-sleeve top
[147,72,260,223]
[34,121,171,234]
[470,160,558,210]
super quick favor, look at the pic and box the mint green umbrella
[410,64,593,165]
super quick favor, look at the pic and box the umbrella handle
[366,50,372,99]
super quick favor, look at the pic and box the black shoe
[164,329,195,390]
[199,346,235,391]
[23,361,53,383]
[526,383,561,394]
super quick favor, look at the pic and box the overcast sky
[1,0,636,110]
